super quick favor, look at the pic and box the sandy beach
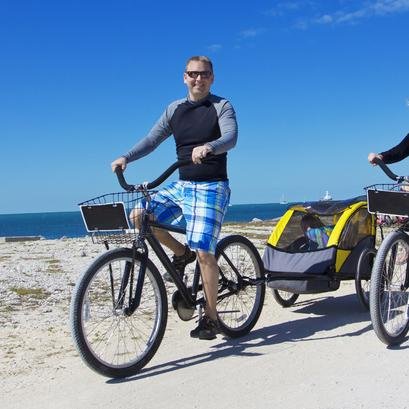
[1,221,408,409]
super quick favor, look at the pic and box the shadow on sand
[108,293,374,384]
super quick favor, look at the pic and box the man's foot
[163,245,196,283]
[190,316,221,340]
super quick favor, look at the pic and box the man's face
[183,60,214,101]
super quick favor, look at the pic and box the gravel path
[1,221,408,409]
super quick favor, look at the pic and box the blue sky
[1,0,408,214]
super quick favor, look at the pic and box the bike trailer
[262,197,376,293]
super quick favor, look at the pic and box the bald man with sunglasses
[111,56,238,340]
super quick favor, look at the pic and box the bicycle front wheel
[215,235,265,338]
[370,231,409,345]
[70,247,167,378]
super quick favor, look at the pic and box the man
[111,56,238,340]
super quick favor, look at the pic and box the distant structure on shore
[279,194,288,205]
[320,190,333,201]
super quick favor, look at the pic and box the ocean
[0,203,290,240]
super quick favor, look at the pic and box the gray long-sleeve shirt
[123,93,238,181]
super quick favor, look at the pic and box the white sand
[1,223,408,409]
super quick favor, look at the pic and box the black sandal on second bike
[70,160,265,378]
[366,158,409,345]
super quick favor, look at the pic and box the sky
[1,0,408,214]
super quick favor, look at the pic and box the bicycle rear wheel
[355,248,376,310]
[370,231,409,345]
[70,247,167,378]
[215,235,265,337]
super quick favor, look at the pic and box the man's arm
[380,133,409,164]
[123,109,173,164]
[206,100,238,155]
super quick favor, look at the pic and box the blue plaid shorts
[139,180,230,254]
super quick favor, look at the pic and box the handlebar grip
[372,157,401,182]
[114,167,136,192]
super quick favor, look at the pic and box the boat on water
[280,194,288,205]
[320,190,333,201]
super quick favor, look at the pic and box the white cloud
[267,0,409,28]
[207,44,222,52]
[264,1,304,17]
[406,98,409,108]
[315,14,333,24]
[333,8,368,24]
[316,0,409,26]
[293,19,309,30]
[239,28,266,39]
[372,0,409,15]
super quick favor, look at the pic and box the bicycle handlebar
[372,157,408,183]
[115,159,192,192]
[145,159,192,189]
[115,167,136,191]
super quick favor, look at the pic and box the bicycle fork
[109,244,149,316]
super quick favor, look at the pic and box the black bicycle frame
[145,226,196,306]
[127,222,256,314]
[115,186,258,315]
[112,160,253,314]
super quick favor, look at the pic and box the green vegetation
[0,305,16,313]
[10,287,51,299]
[46,258,62,274]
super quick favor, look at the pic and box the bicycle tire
[370,231,409,345]
[355,248,376,310]
[215,235,265,338]
[272,290,299,307]
[70,247,167,378]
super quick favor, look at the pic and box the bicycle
[366,157,409,345]
[70,160,266,378]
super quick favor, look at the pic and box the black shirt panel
[170,99,227,181]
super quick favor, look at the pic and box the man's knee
[129,209,143,229]
[197,251,217,266]
[130,209,158,231]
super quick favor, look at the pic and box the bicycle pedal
[171,290,195,321]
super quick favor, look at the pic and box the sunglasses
[185,71,212,79]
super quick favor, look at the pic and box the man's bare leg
[197,251,219,321]
[152,228,186,256]
[130,209,185,256]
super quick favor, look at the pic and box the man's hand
[192,144,213,164]
[368,152,383,165]
[111,157,127,172]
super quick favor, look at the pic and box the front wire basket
[79,190,155,245]
[365,183,409,217]
[364,183,407,193]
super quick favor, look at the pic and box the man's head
[184,56,214,101]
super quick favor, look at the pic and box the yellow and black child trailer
[262,197,376,309]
